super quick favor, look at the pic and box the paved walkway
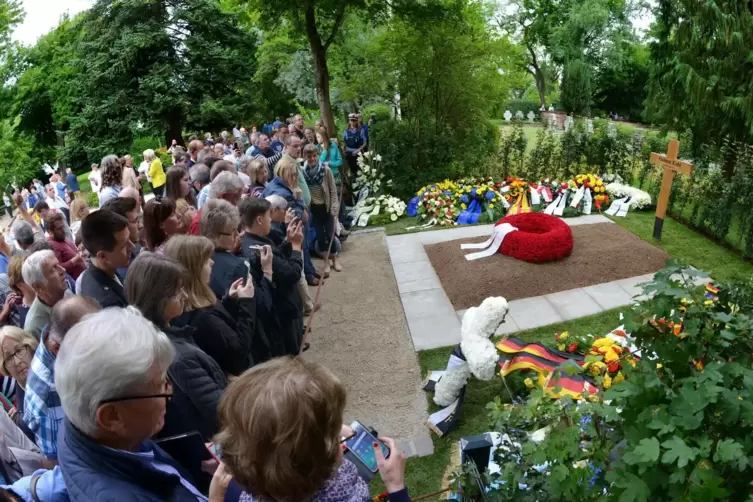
[303,231,433,457]
[386,215,665,350]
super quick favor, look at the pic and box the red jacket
[48,237,86,279]
[189,209,202,236]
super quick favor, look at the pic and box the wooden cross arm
[649,152,693,175]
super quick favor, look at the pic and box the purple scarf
[239,459,369,502]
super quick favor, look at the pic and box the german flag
[496,339,598,398]
[497,337,585,365]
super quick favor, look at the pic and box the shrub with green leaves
[465,262,753,501]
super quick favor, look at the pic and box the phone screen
[343,421,390,473]
[207,442,222,461]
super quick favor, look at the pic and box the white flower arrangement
[605,182,652,209]
[349,195,407,226]
[353,151,393,195]
[433,297,509,407]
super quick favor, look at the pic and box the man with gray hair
[189,163,211,209]
[248,133,283,170]
[24,296,100,460]
[55,308,206,500]
[266,194,290,247]
[201,199,250,299]
[189,170,244,236]
[22,250,72,339]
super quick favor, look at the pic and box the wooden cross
[649,139,693,240]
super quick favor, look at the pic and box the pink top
[48,237,86,279]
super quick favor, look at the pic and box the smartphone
[207,442,222,462]
[343,421,390,473]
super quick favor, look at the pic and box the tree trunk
[303,2,345,139]
[165,114,185,148]
[534,65,547,106]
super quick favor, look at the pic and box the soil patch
[426,222,669,310]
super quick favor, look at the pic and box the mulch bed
[425,222,669,310]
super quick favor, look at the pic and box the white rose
[390,213,398,221]
[375,154,383,162]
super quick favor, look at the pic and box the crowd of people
[0,113,411,501]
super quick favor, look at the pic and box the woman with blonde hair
[174,199,198,234]
[4,256,34,329]
[164,235,259,375]
[247,158,268,198]
[68,197,90,238]
[214,357,410,502]
[144,149,166,197]
[265,156,306,219]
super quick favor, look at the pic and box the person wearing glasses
[126,253,229,441]
[55,307,209,501]
[0,327,38,430]
[197,200,246,299]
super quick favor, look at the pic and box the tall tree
[245,0,391,137]
[51,0,258,167]
[0,0,22,57]
[646,0,753,168]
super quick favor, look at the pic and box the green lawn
[608,211,753,281]
[378,308,625,499]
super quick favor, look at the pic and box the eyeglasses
[99,376,173,406]
[3,344,30,373]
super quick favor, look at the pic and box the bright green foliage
[646,0,753,158]
[474,263,753,500]
[560,59,592,115]
[0,119,38,191]
[0,0,22,56]
[593,41,650,121]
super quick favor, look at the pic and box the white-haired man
[265,194,290,247]
[189,170,244,236]
[55,308,208,500]
[65,168,80,197]
[22,251,72,339]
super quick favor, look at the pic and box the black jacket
[208,249,248,300]
[172,296,260,376]
[269,221,286,248]
[79,265,128,309]
[241,232,302,317]
[158,325,228,442]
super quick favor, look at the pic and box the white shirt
[138,160,152,183]
[88,171,102,194]
[46,196,67,212]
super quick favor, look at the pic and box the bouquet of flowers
[605,182,652,209]
[353,151,393,195]
[572,173,609,211]
[350,195,407,226]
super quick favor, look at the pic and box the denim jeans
[303,213,316,279]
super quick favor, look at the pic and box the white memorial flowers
[350,195,407,226]
[353,151,393,195]
[605,182,652,209]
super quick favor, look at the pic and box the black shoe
[302,342,310,352]
[314,272,321,279]
[307,277,320,287]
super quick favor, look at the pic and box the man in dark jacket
[239,197,305,356]
[79,210,134,308]
[55,308,207,501]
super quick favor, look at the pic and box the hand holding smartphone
[342,421,390,473]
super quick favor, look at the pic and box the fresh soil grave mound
[426,222,669,310]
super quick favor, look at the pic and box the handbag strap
[30,472,42,502]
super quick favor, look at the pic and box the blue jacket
[57,419,201,501]
[262,177,305,219]
[65,174,80,193]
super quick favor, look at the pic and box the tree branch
[323,0,347,51]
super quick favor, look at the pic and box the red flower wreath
[496,213,573,263]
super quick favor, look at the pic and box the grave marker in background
[504,110,512,122]
[649,139,693,239]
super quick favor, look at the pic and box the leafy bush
[87,191,99,208]
[472,263,753,501]
[370,118,498,200]
[362,103,392,124]
[561,59,592,116]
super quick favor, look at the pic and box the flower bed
[410,173,613,227]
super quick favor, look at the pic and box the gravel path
[303,231,431,447]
